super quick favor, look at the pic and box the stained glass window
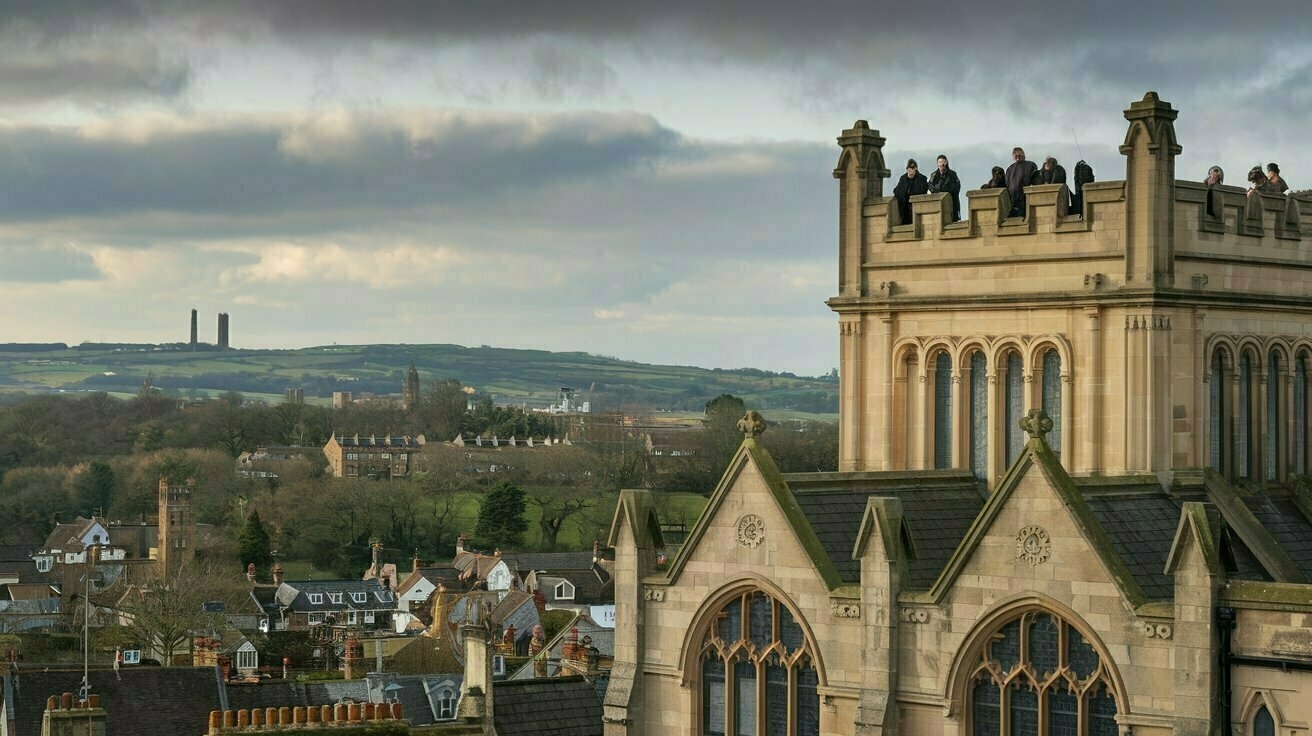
[699,591,821,736]
[968,609,1118,736]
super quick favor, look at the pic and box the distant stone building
[323,433,423,478]
[403,361,421,412]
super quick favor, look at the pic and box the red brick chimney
[272,563,283,586]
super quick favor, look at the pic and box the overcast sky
[2,2,1309,376]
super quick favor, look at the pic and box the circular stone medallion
[736,514,766,548]
[1015,525,1051,566]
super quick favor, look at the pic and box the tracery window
[698,590,820,736]
[967,610,1119,736]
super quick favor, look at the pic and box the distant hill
[0,343,838,415]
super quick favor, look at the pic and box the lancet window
[698,590,820,736]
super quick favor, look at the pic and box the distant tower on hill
[403,361,421,411]
[189,309,198,348]
[217,313,230,350]
[157,477,196,576]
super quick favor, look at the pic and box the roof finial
[737,411,767,439]
[1019,409,1053,439]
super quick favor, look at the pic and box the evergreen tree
[237,510,272,572]
[74,461,116,516]
[473,482,529,550]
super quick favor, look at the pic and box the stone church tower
[604,93,1312,736]
[403,361,421,412]
[156,477,196,576]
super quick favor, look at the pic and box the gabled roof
[785,471,982,590]
[493,676,602,736]
[4,666,222,736]
[662,439,847,592]
[929,434,1156,611]
[395,566,466,598]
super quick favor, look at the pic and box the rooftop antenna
[1072,128,1085,162]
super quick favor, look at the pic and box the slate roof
[493,676,602,736]
[504,552,598,574]
[226,680,368,712]
[785,471,985,590]
[273,579,397,613]
[4,666,222,736]
[1082,494,1182,600]
[1242,495,1312,579]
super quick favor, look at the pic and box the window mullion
[787,663,797,736]
[725,656,737,736]
[756,658,766,736]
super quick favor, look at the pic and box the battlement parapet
[833,92,1312,306]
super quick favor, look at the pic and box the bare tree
[110,559,248,665]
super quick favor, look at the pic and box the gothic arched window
[1267,351,1283,482]
[1239,352,1254,479]
[1040,349,1062,461]
[969,350,989,480]
[1253,704,1275,736]
[1004,352,1025,466]
[698,590,820,736]
[1296,351,1308,475]
[967,610,1119,736]
[1210,347,1230,474]
[934,352,954,469]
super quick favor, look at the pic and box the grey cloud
[527,45,620,102]
[0,243,102,283]
[0,40,190,106]
[0,110,680,223]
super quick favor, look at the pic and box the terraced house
[604,94,1312,735]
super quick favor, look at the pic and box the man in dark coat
[1004,147,1038,217]
[928,154,962,222]
[893,158,929,225]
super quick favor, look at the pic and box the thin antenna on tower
[1072,128,1085,162]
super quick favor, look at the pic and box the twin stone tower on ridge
[829,91,1311,489]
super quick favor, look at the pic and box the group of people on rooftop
[893,147,1092,224]
[1203,163,1291,216]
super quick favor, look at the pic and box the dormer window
[351,592,367,604]
[329,593,343,604]
[554,580,576,601]
[308,593,324,605]
[35,556,52,573]
[375,591,394,603]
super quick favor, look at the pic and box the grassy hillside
[0,342,838,416]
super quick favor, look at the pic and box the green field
[0,343,838,416]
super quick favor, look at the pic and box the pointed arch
[1238,689,1284,736]
[680,575,827,736]
[945,594,1127,735]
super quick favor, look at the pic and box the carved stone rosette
[1015,525,1052,566]
[736,514,766,548]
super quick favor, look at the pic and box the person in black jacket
[893,158,930,225]
[928,154,962,222]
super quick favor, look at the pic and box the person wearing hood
[1034,156,1069,212]
[928,154,962,222]
[893,158,930,225]
[1248,166,1274,197]
[982,166,1006,189]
